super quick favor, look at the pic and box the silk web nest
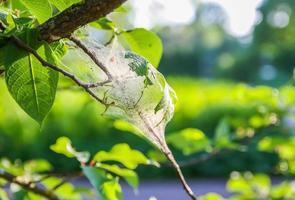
[71,39,177,151]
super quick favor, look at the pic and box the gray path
[75,179,230,200]
[121,179,229,200]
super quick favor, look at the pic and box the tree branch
[39,0,127,43]
[0,170,59,200]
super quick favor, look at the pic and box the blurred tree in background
[160,0,295,87]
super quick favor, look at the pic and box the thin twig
[164,149,198,200]
[137,112,198,200]
[0,170,59,200]
[68,35,113,81]
[9,35,107,105]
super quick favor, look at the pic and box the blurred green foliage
[1,76,295,177]
[0,137,153,199]
[226,172,295,199]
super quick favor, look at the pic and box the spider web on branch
[75,38,177,150]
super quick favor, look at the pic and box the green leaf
[50,40,68,60]
[50,137,74,157]
[147,149,167,163]
[0,14,16,36]
[42,177,81,199]
[214,118,239,149]
[271,182,293,199]
[100,179,122,200]
[82,167,107,191]
[82,166,122,200]
[227,172,271,198]
[48,0,81,12]
[13,189,28,200]
[24,159,52,173]
[167,128,210,155]
[120,28,163,67]
[4,29,58,123]
[49,40,69,68]
[20,0,52,23]
[93,143,150,169]
[50,136,90,163]
[0,188,9,200]
[98,164,139,189]
[124,51,153,87]
[214,118,231,147]
[8,0,27,12]
[125,51,149,76]
[227,173,252,194]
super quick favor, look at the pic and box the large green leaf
[20,0,52,23]
[3,29,58,123]
[120,28,163,68]
[93,143,150,169]
[82,166,122,200]
[48,0,81,12]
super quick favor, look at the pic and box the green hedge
[0,77,295,176]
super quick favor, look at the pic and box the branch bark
[0,170,59,200]
[38,0,127,43]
